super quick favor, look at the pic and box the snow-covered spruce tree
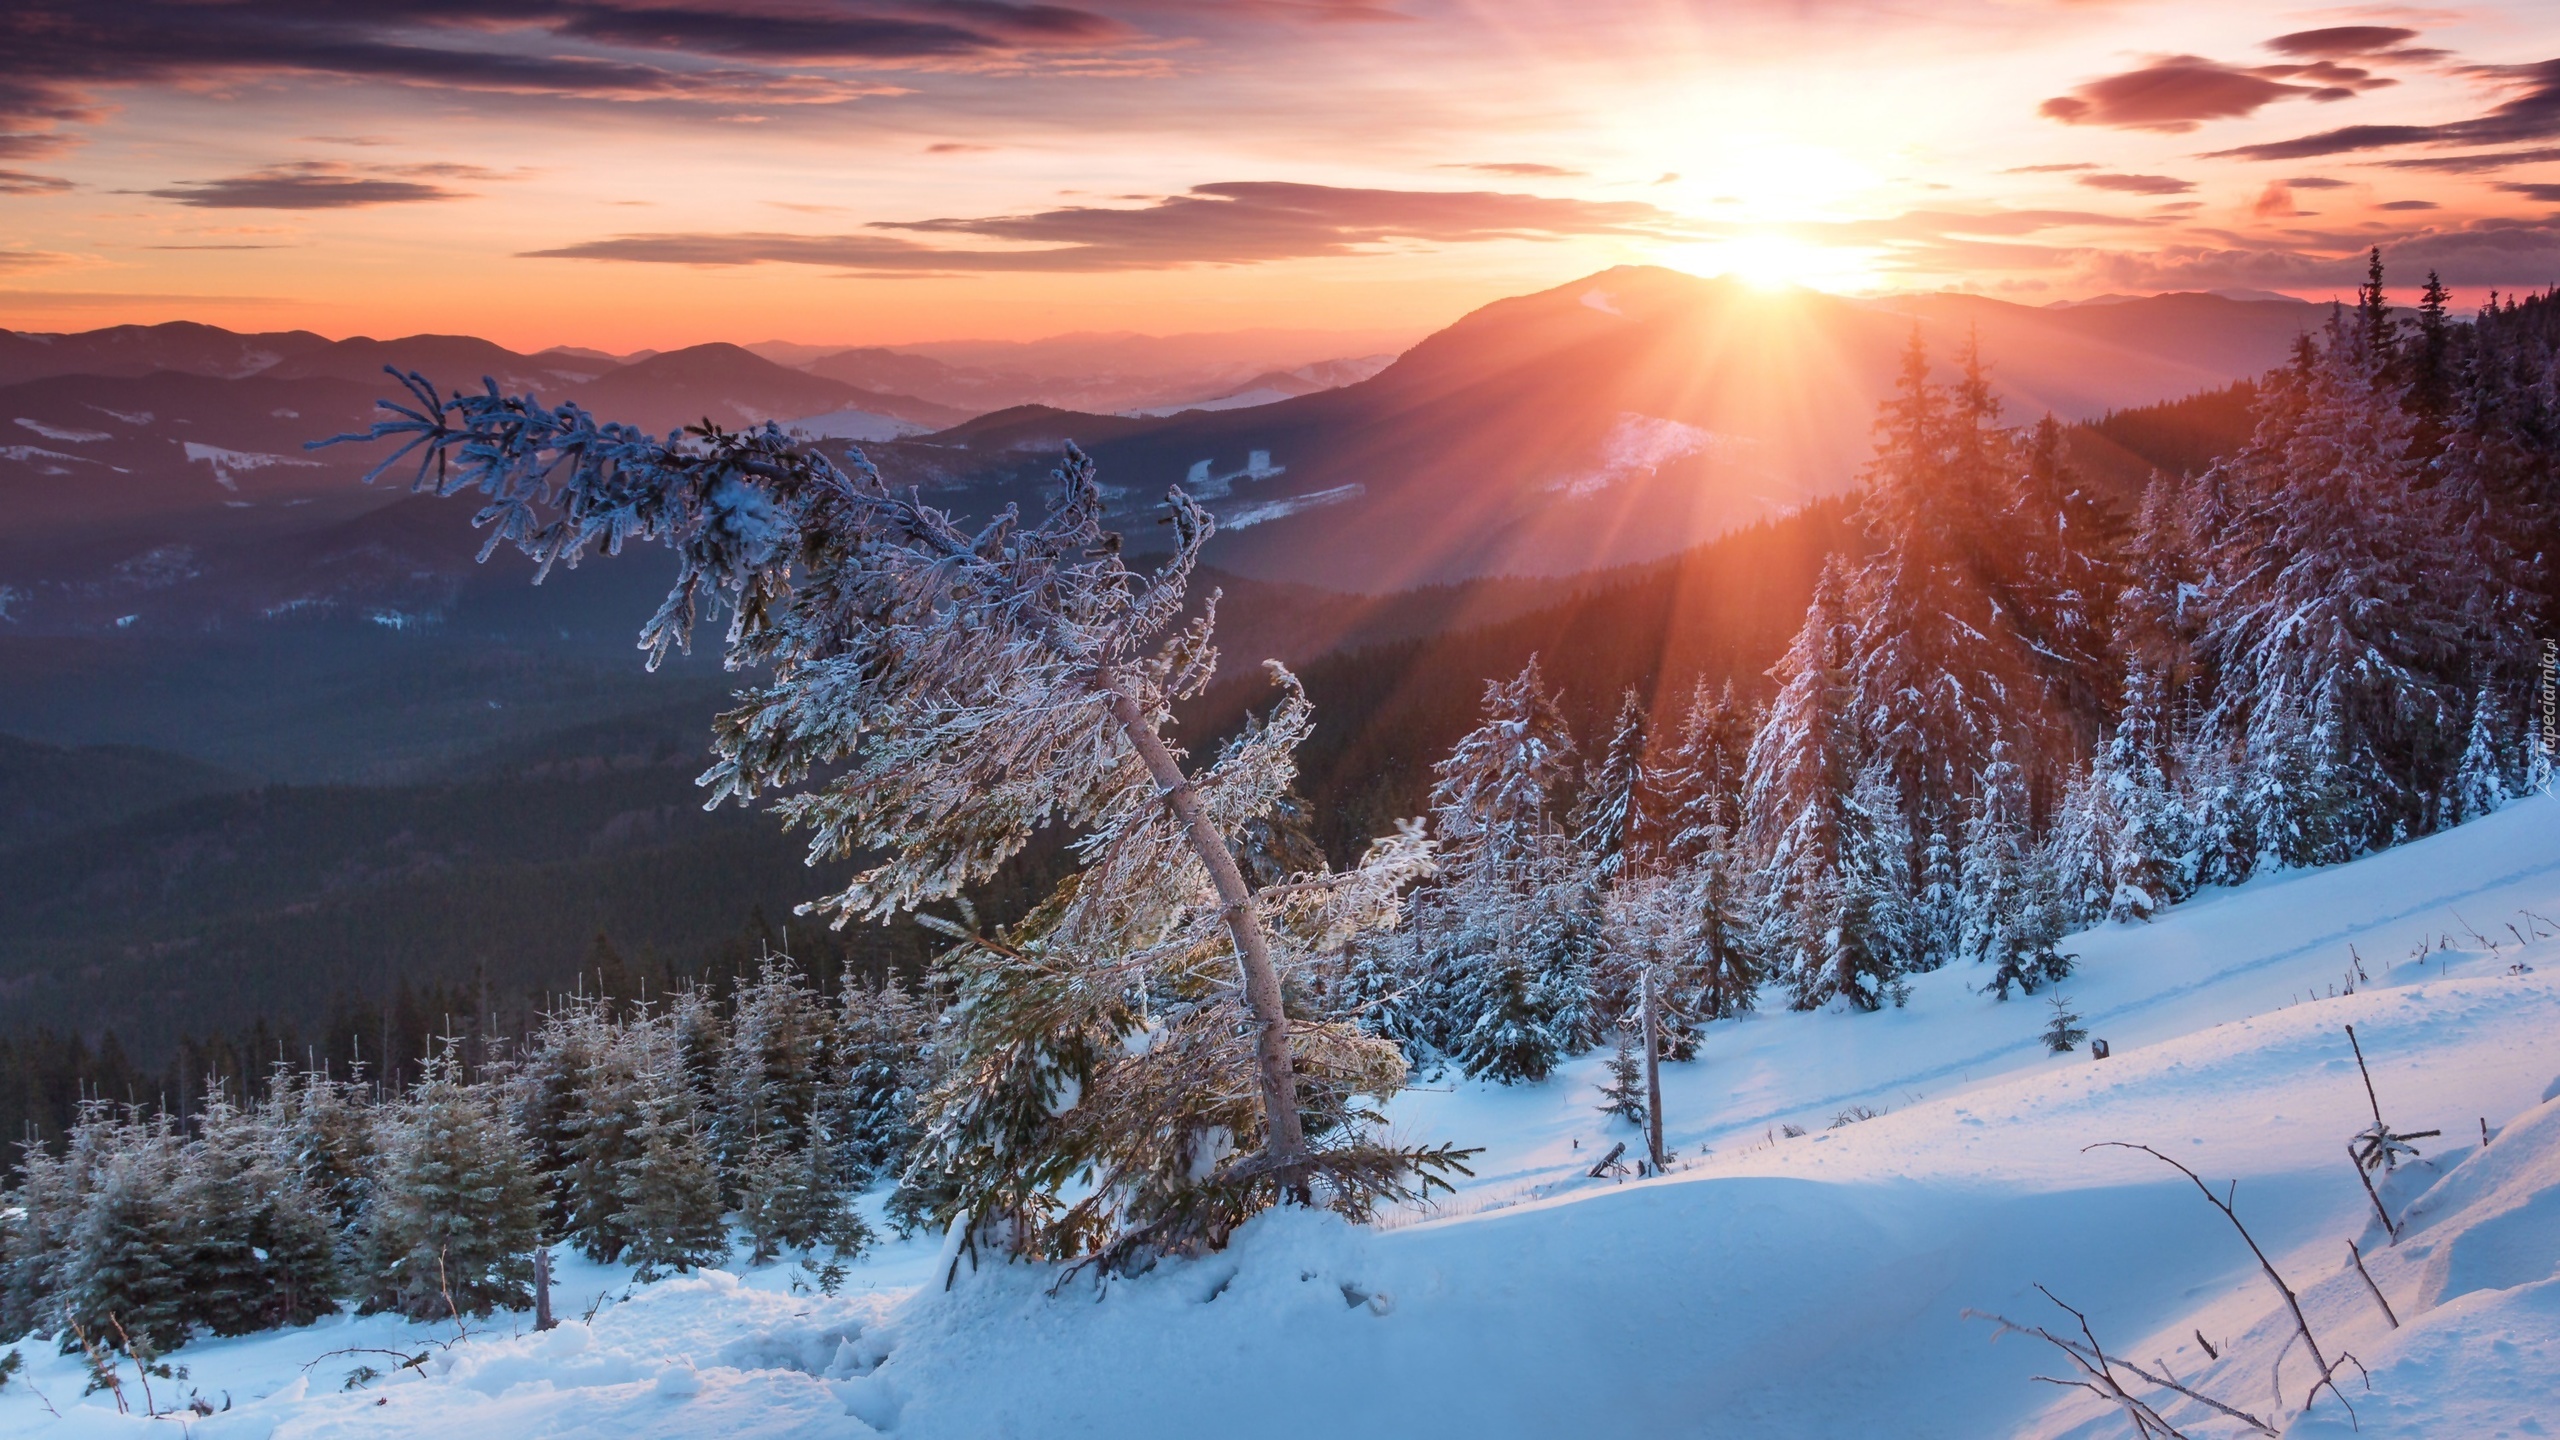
[1658,679,1752,872]
[0,1107,100,1344]
[566,1001,732,1279]
[1958,741,2072,999]
[1846,334,2064,864]
[324,381,1462,1264]
[1338,929,1436,1066]
[2449,687,2508,825]
[1746,560,1905,1011]
[357,1047,540,1320]
[1412,657,1586,1081]
[2198,276,2512,860]
[826,975,933,1189]
[58,1108,192,1354]
[265,1061,379,1264]
[2007,414,2127,740]
[170,1089,339,1336]
[1574,688,1661,885]
[513,995,615,1252]
[714,956,830,1194]
[903,739,1443,1264]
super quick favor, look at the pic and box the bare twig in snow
[2088,1143,2356,1422]
[1968,1286,2279,1437]
[2350,1139,2401,1241]
[2345,1239,2399,1329]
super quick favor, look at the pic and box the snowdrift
[7,799,2559,1438]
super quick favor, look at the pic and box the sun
[1659,233,1877,293]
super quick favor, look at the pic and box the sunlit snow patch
[1221,482,1363,529]
[182,440,322,491]
[1581,289,1622,315]
[1551,412,1746,499]
[15,417,112,443]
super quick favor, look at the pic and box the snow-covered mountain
[9,796,2550,1439]
[862,266,2320,589]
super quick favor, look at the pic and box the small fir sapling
[2042,993,2088,1055]
[1594,1033,1647,1129]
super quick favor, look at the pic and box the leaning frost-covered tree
[322,376,1468,1270]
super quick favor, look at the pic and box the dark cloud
[552,2,1126,60]
[526,181,1682,271]
[0,168,71,194]
[0,1,1136,152]
[2285,176,2352,189]
[2208,59,2560,159]
[2498,182,2560,204]
[2373,147,2560,173]
[2377,199,2440,210]
[146,162,469,209]
[2003,163,2097,173]
[2079,172,2194,195]
[2040,54,2390,133]
[2265,27,2423,59]
[1435,162,1585,177]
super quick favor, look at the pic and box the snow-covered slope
[8,800,2559,1438]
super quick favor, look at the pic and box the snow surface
[179,443,321,492]
[7,799,2559,1437]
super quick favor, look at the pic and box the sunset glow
[2,3,2558,347]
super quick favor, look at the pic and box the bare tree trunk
[1107,691,1309,1164]
[1641,965,1667,1170]
[533,1248,556,1332]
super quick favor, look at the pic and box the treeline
[1351,257,2555,1080]
[0,955,931,1364]
[0,912,930,1154]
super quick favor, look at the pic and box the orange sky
[5,1,2560,350]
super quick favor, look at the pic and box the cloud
[0,250,75,272]
[1435,162,1585,177]
[2497,182,2560,203]
[927,142,996,153]
[2253,181,2301,218]
[2373,146,2560,172]
[0,1,1131,151]
[2039,54,2391,133]
[0,168,70,194]
[2208,58,2560,159]
[527,180,1685,271]
[2285,176,2352,188]
[2078,172,2194,194]
[0,287,289,308]
[2377,199,2440,210]
[146,162,469,209]
[2004,162,2097,173]
[2265,26,2442,61]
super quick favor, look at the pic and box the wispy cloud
[2207,58,2560,159]
[2078,172,2194,195]
[2040,51,2394,133]
[528,181,1685,271]
[1436,162,1586,177]
[145,162,474,209]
